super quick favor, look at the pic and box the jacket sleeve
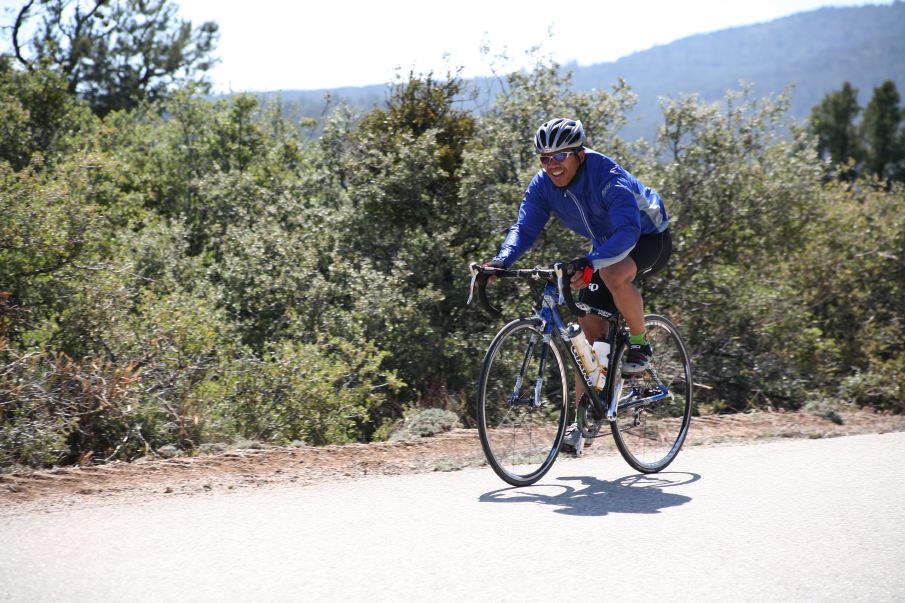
[587,176,641,269]
[493,176,550,268]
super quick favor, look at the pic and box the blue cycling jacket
[493,149,668,269]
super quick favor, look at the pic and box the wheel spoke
[478,319,568,486]
[610,315,693,473]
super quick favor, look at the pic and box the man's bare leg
[599,257,645,337]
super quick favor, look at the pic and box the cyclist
[484,118,672,447]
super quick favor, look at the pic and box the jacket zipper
[565,190,600,242]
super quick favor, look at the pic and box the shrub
[385,408,462,442]
[0,343,150,467]
[211,337,403,446]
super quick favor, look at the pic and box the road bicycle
[468,262,693,487]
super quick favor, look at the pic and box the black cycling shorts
[578,229,672,312]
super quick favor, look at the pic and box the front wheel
[477,318,568,486]
[609,314,693,473]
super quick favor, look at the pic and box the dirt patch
[2,409,903,517]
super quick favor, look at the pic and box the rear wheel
[609,314,693,473]
[477,318,568,486]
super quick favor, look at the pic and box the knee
[578,315,606,341]
[599,260,636,290]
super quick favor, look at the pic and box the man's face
[540,148,584,187]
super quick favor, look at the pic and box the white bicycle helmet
[534,118,586,154]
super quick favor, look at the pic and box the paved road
[2,432,904,602]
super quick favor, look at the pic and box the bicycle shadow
[479,472,700,517]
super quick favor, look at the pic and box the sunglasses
[539,150,575,165]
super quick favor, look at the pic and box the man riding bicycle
[484,118,672,447]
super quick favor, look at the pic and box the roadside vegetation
[2,1,903,470]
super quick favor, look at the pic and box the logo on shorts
[588,283,599,292]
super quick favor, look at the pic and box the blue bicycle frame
[534,281,671,425]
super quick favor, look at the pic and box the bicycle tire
[609,314,693,473]
[477,318,568,486]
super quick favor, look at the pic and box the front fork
[506,324,553,409]
[533,332,553,408]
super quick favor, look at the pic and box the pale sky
[2,0,894,92]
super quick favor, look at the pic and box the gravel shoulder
[2,409,903,517]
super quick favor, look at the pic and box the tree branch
[12,0,37,69]
[63,0,107,79]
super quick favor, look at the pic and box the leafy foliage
[0,59,93,170]
[209,338,402,446]
[860,81,905,181]
[9,0,218,116]
[1,49,903,469]
[381,408,461,442]
[809,82,861,170]
[809,80,905,183]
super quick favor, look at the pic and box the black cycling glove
[567,256,594,286]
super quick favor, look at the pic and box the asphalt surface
[2,432,904,602]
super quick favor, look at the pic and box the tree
[316,71,481,403]
[0,56,92,169]
[809,82,861,171]
[860,80,904,180]
[655,87,827,410]
[9,0,218,116]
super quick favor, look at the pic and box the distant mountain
[259,2,905,140]
[570,1,905,139]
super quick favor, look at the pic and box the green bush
[383,408,462,442]
[210,337,403,446]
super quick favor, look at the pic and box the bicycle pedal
[560,434,584,456]
[559,444,577,456]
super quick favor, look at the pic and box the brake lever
[553,263,566,305]
[467,262,480,305]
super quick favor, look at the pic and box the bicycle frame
[471,262,673,427]
[535,281,618,423]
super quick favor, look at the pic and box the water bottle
[566,323,604,390]
[592,340,610,389]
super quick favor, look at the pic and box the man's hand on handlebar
[481,260,506,284]
[566,256,594,289]
[469,260,585,319]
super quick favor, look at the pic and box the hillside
[571,2,905,138]
[260,2,905,140]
